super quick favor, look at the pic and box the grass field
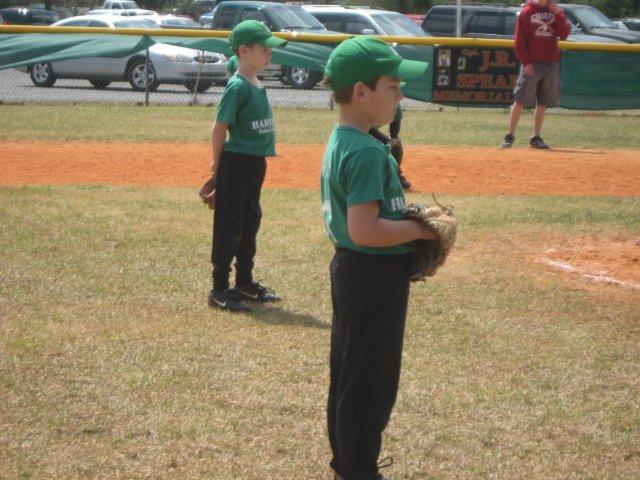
[2,104,640,149]
[1,105,639,479]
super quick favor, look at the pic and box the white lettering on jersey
[251,117,275,134]
[390,196,405,212]
[531,12,556,38]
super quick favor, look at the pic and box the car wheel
[127,57,160,92]
[29,62,57,87]
[184,80,213,93]
[89,79,111,89]
[285,66,321,90]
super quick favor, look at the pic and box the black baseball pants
[328,248,413,480]
[211,151,266,290]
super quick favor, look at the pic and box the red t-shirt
[515,0,571,66]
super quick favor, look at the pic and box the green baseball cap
[325,36,428,91]
[229,20,288,51]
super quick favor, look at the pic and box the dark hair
[322,76,381,104]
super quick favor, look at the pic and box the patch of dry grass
[2,104,640,149]
[1,187,639,479]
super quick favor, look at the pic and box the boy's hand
[199,174,217,209]
[522,64,534,76]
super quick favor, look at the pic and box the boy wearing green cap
[199,20,287,312]
[321,37,433,480]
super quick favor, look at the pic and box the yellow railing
[1,24,640,53]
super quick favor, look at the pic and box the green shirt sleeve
[343,147,387,207]
[216,81,244,126]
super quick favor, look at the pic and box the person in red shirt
[501,0,570,149]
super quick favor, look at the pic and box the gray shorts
[513,61,560,108]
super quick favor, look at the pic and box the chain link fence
[0,55,436,110]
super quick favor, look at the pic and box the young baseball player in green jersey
[320,37,435,480]
[199,20,286,312]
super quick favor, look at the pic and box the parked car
[102,0,140,10]
[145,14,205,29]
[421,4,625,43]
[207,0,334,88]
[405,13,425,26]
[199,5,217,26]
[174,0,217,22]
[303,5,428,37]
[19,15,228,92]
[0,6,60,25]
[620,18,640,31]
[28,3,72,19]
[613,20,629,30]
[559,4,640,43]
[86,8,156,17]
[304,5,432,84]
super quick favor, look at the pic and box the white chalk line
[541,258,640,290]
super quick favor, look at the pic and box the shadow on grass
[248,305,329,330]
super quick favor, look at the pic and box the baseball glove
[404,196,457,281]
[198,174,217,209]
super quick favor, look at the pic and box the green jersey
[320,125,411,255]
[216,74,276,157]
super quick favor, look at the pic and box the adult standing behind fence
[501,0,570,149]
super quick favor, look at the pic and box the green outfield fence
[1,25,639,109]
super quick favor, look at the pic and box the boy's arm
[210,121,228,174]
[549,3,571,40]
[514,8,532,69]
[347,201,437,248]
[198,121,228,209]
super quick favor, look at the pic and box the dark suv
[0,7,60,25]
[421,3,625,43]
[208,0,332,88]
[559,4,640,43]
[422,4,520,39]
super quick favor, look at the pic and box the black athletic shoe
[501,133,515,148]
[236,282,281,302]
[529,135,550,149]
[208,288,252,312]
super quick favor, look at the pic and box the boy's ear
[353,81,367,102]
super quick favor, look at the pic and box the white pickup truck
[94,0,155,16]
[102,0,140,10]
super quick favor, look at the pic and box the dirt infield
[1,141,639,298]
[2,141,640,196]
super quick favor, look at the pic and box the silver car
[303,5,429,37]
[21,15,228,92]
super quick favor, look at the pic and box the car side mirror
[361,28,375,35]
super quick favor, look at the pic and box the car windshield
[371,12,426,36]
[570,6,617,29]
[113,18,155,28]
[120,1,139,9]
[266,6,326,31]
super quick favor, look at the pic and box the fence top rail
[1,25,639,53]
